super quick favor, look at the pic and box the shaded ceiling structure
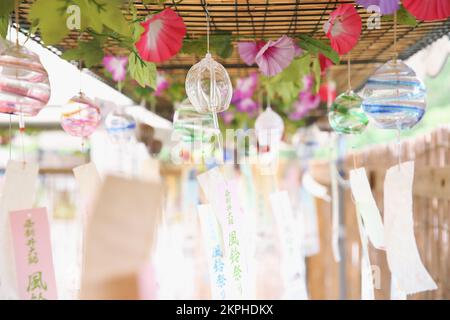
[13,0,450,118]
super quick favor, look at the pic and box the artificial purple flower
[232,73,259,103]
[238,41,266,66]
[103,55,128,82]
[294,43,303,57]
[255,35,296,77]
[221,111,235,125]
[154,73,169,97]
[289,76,320,121]
[235,97,260,117]
[355,0,399,15]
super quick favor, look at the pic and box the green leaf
[128,52,156,89]
[0,0,15,17]
[181,31,233,59]
[61,38,104,67]
[98,1,133,38]
[72,0,104,33]
[261,54,313,104]
[382,5,417,27]
[311,56,321,94]
[29,0,71,45]
[297,34,340,64]
[0,15,9,39]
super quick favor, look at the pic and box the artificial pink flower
[238,41,266,65]
[319,82,337,104]
[135,8,186,63]
[255,35,296,77]
[403,0,450,21]
[324,4,362,55]
[154,73,169,97]
[319,53,334,76]
[103,55,128,82]
[232,73,258,103]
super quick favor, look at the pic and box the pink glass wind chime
[60,56,101,150]
[0,7,51,161]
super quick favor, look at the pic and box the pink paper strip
[9,208,58,300]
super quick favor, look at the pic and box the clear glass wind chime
[185,2,233,154]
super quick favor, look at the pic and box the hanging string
[15,0,26,163]
[15,0,19,47]
[393,9,401,170]
[9,114,12,160]
[393,9,398,62]
[347,52,352,91]
[396,127,402,170]
[204,1,210,54]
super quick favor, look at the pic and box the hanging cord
[9,114,12,160]
[15,0,26,163]
[347,52,352,91]
[203,1,223,155]
[204,1,210,54]
[393,9,398,62]
[15,0,19,47]
[393,9,402,170]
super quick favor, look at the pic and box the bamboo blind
[13,0,450,92]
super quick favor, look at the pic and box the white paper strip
[330,161,341,262]
[198,204,228,299]
[0,160,39,299]
[302,171,331,202]
[355,203,375,300]
[349,168,385,250]
[384,161,437,295]
[73,162,101,205]
[390,275,407,300]
[270,191,308,299]
[298,188,320,256]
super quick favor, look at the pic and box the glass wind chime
[329,53,368,135]
[361,10,426,164]
[185,3,232,154]
[254,99,285,153]
[60,54,101,150]
[0,5,51,162]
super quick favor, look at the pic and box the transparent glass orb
[105,108,136,144]
[255,106,284,147]
[0,42,51,116]
[329,90,368,134]
[185,53,233,114]
[61,93,101,138]
[173,100,219,143]
[361,59,426,130]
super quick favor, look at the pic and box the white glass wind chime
[185,2,233,153]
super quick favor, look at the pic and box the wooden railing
[309,125,450,300]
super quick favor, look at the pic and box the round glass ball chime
[361,59,426,130]
[105,108,137,144]
[60,92,101,148]
[329,90,369,135]
[0,41,51,139]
